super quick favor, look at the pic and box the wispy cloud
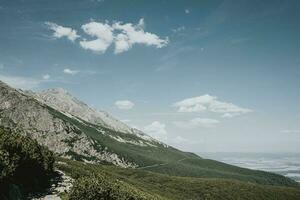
[171,26,185,33]
[63,68,79,75]
[143,121,167,141]
[173,94,252,117]
[185,9,190,14]
[45,22,80,42]
[115,100,135,110]
[143,121,198,146]
[47,18,169,54]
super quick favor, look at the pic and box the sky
[1,0,300,153]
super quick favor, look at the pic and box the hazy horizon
[199,152,300,183]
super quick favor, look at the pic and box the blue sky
[1,0,300,153]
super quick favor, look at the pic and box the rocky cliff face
[0,81,135,168]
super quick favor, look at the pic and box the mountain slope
[58,158,300,200]
[0,80,298,187]
[0,81,135,167]
[29,88,137,134]
[0,80,177,168]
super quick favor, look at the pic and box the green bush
[69,174,162,200]
[0,127,55,199]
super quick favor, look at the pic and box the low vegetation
[0,124,299,200]
[57,158,300,200]
[69,175,163,200]
[0,127,55,200]
[47,108,299,188]
[145,157,298,187]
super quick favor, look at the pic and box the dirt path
[28,170,73,200]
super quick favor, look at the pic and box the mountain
[0,80,298,188]
[0,80,171,168]
[0,81,137,167]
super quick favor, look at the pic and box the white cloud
[115,100,135,110]
[143,121,167,141]
[174,118,219,129]
[45,22,80,42]
[63,68,79,75]
[80,21,114,53]
[113,18,169,53]
[185,9,190,14]
[47,19,168,54]
[114,33,131,53]
[281,130,300,134]
[80,39,111,53]
[0,75,40,89]
[42,74,50,80]
[173,94,252,117]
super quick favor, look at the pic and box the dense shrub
[0,127,55,199]
[69,174,161,200]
